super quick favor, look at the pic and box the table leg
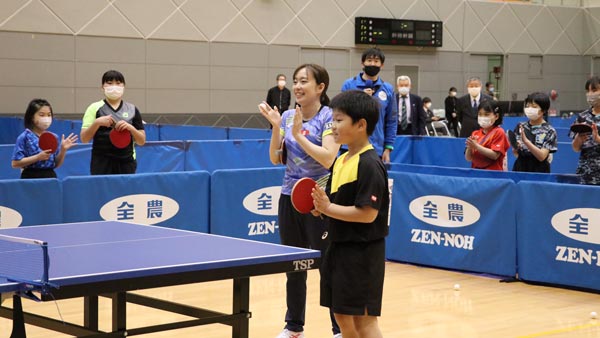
[232,278,250,338]
[10,295,26,338]
[84,295,98,331]
[112,292,127,333]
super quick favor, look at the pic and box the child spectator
[465,101,509,170]
[512,92,557,173]
[11,99,77,178]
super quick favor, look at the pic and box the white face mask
[468,87,481,98]
[278,80,286,87]
[587,92,600,106]
[398,86,410,96]
[424,103,432,109]
[524,107,540,120]
[478,116,493,129]
[450,91,457,97]
[105,85,124,100]
[37,116,52,129]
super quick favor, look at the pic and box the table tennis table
[0,221,320,337]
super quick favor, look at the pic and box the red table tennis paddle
[109,128,131,149]
[38,131,58,153]
[570,123,592,134]
[291,174,330,214]
[291,177,317,214]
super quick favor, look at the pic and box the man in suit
[444,86,459,137]
[457,77,493,138]
[396,75,426,136]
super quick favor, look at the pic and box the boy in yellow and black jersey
[311,90,389,338]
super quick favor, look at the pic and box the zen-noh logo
[100,194,179,225]
[409,195,480,227]
[243,186,281,216]
[0,206,23,228]
[551,208,600,244]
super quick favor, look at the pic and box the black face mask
[363,65,380,77]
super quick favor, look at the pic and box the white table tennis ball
[591,311,597,319]
[453,283,460,291]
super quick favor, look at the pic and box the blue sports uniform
[341,73,398,155]
[12,129,62,178]
[279,106,333,194]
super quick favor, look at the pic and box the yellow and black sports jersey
[328,144,389,242]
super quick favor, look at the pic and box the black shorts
[90,154,137,175]
[320,238,385,316]
[20,168,56,179]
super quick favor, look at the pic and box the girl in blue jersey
[259,64,341,338]
[11,99,78,179]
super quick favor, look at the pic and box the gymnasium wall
[0,0,598,119]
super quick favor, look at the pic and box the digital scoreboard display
[355,17,442,47]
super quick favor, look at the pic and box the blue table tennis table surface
[0,221,320,291]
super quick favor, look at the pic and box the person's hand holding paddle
[35,149,52,162]
[311,184,330,217]
[97,115,115,128]
[593,123,600,143]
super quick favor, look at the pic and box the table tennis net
[0,234,49,289]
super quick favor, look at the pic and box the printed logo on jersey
[378,91,387,101]
[324,122,333,130]
[552,208,600,244]
[301,129,310,136]
[122,112,130,118]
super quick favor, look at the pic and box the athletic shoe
[276,329,305,338]
[333,334,343,338]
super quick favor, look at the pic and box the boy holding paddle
[11,99,78,179]
[80,70,145,175]
[311,90,389,338]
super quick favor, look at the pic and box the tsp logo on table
[243,186,281,236]
[552,208,600,266]
[100,194,179,225]
[408,195,479,251]
[0,206,23,228]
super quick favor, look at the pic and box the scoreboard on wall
[355,17,442,47]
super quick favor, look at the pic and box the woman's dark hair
[478,100,503,126]
[293,64,330,106]
[102,70,126,85]
[330,90,379,136]
[24,99,53,130]
[524,92,550,113]
[423,97,432,104]
[449,87,457,92]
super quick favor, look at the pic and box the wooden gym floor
[1,261,599,338]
